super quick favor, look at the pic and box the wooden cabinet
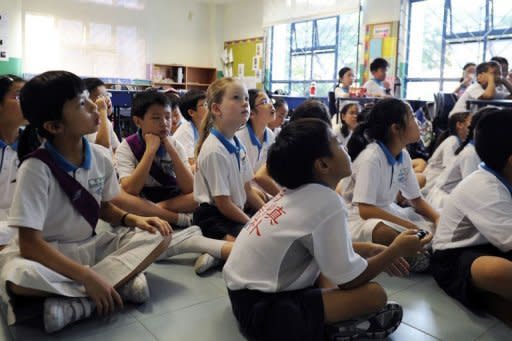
[148,64,216,90]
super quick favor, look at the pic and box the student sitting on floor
[431,108,512,327]
[83,78,120,154]
[193,78,265,241]
[224,118,431,341]
[174,89,207,169]
[267,97,288,135]
[114,90,196,227]
[332,102,360,146]
[236,89,276,175]
[426,107,490,210]
[0,71,172,333]
[253,99,332,197]
[422,111,471,190]
[340,98,439,272]
[0,75,25,248]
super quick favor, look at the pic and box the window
[405,0,512,100]
[267,12,360,97]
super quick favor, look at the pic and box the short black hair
[131,90,170,118]
[179,89,206,121]
[0,74,24,103]
[83,77,105,93]
[273,97,287,110]
[475,108,512,172]
[267,118,333,189]
[164,92,180,110]
[490,56,509,66]
[370,58,389,73]
[289,99,331,126]
[463,62,476,71]
[476,61,500,75]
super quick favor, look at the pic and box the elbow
[358,204,372,220]
[120,181,139,196]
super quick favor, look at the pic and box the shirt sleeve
[399,152,422,199]
[199,151,232,197]
[102,157,121,202]
[174,124,195,159]
[463,186,512,252]
[459,150,480,178]
[114,140,138,180]
[172,138,191,171]
[309,207,368,285]
[467,84,485,99]
[109,122,121,150]
[8,159,51,231]
[352,157,381,205]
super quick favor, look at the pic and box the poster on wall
[0,13,8,61]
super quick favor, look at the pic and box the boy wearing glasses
[175,89,208,169]
[83,78,120,154]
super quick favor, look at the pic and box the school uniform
[0,138,19,245]
[0,139,164,325]
[85,119,120,155]
[193,129,253,239]
[449,83,485,116]
[340,142,432,242]
[426,143,480,210]
[423,135,460,192]
[114,132,189,202]
[362,79,389,97]
[173,120,199,161]
[334,85,349,99]
[431,167,512,310]
[223,183,367,340]
[236,124,275,173]
[332,123,352,145]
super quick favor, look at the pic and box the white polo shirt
[437,143,480,194]
[433,167,512,252]
[115,134,189,187]
[363,79,388,97]
[449,83,485,116]
[342,142,421,209]
[173,120,199,160]
[333,123,352,146]
[223,183,367,292]
[0,140,19,220]
[424,135,460,181]
[85,119,120,154]
[236,124,275,172]
[8,139,119,243]
[194,130,253,209]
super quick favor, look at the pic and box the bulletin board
[223,37,264,89]
[361,21,399,85]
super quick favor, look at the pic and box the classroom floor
[0,252,511,341]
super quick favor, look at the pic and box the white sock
[162,229,224,259]
[176,213,193,227]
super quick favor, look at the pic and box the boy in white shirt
[224,118,430,341]
[114,90,196,227]
[174,89,207,168]
[449,61,506,116]
[83,78,120,154]
[431,109,512,325]
[363,58,392,97]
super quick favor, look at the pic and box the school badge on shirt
[397,168,408,184]
[88,177,105,195]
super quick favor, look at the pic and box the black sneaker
[326,302,403,340]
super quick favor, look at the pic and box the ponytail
[346,121,370,161]
[17,124,42,161]
[195,110,215,158]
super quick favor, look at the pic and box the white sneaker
[119,272,150,304]
[163,225,203,258]
[194,253,222,275]
[44,297,93,333]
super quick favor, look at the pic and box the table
[466,99,512,109]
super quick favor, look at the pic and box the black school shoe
[325,302,403,340]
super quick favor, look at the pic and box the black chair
[328,91,337,120]
[432,92,457,132]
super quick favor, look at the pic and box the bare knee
[372,223,399,246]
[365,282,387,310]
[471,256,512,290]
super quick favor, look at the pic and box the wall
[222,0,264,42]
[0,0,23,75]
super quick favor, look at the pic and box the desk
[466,99,512,109]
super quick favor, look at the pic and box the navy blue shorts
[227,287,325,341]
[193,203,244,240]
[431,244,512,310]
